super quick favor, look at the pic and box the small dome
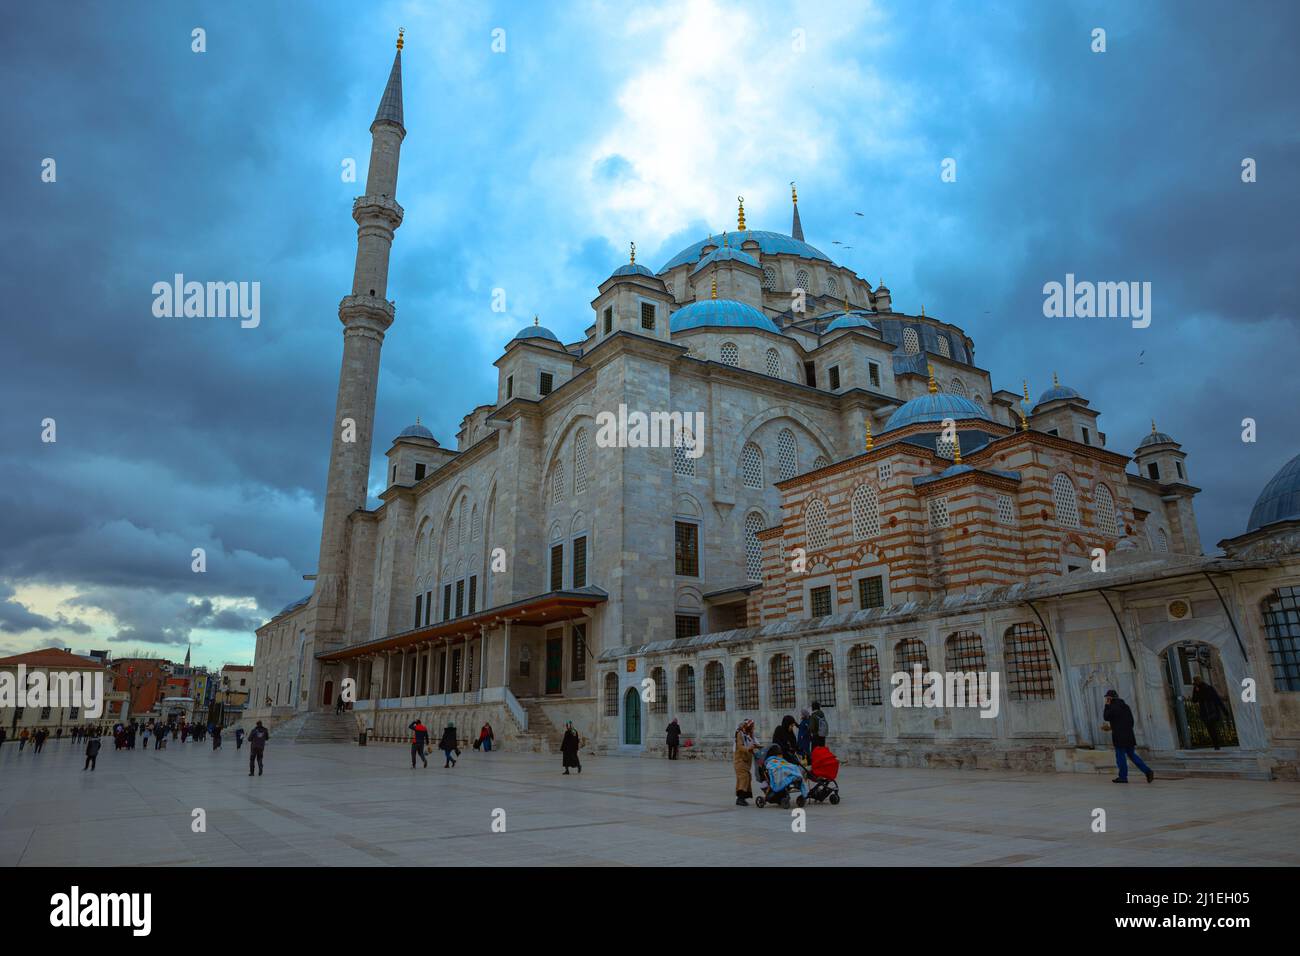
[1138,429,1178,449]
[609,262,656,279]
[1246,451,1300,532]
[513,323,560,343]
[689,246,759,275]
[1034,383,1081,408]
[670,298,780,334]
[882,392,994,433]
[396,422,435,441]
[823,310,878,332]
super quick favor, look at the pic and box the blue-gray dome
[1246,452,1300,532]
[1138,429,1178,448]
[670,299,780,334]
[609,262,656,279]
[823,310,878,332]
[659,230,831,272]
[396,422,435,441]
[513,324,560,343]
[1034,384,1081,408]
[882,392,994,433]
[690,246,759,275]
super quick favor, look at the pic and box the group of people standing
[729,703,830,805]
[407,720,496,769]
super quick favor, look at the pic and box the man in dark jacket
[665,719,682,759]
[247,721,269,776]
[1191,676,1228,750]
[84,736,102,771]
[438,723,459,768]
[809,702,829,748]
[1103,690,1154,783]
[409,719,430,768]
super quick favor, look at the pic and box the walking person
[181,723,189,743]
[19,728,30,751]
[734,719,759,806]
[477,722,494,753]
[560,721,582,775]
[665,717,682,760]
[796,709,812,760]
[211,725,222,750]
[247,720,269,776]
[335,694,345,716]
[409,718,430,768]
[235,727,245,750]
[84,735,101,772]
[809,701,829,748]
[142,724,151,749]
[1191,676,1229,750]
[1103,689,1154,784]
[438,722,459,768]
[33,729,47,753]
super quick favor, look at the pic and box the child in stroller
[754,745,808,809]
[807,744,841,804]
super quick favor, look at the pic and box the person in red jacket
[409,719,429,768]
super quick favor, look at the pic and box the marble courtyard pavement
[2,738,1297,866]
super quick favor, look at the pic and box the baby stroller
[754,746,807,809]
[807,745,841,805]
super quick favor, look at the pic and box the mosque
[249,37,1300,779]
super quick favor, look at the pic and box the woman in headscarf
[796,708,812,760]
[773,714,801,765]
[733,719,758,806]
[560,721,582,774]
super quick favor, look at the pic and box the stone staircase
[266,710,359,744]
[1146,751,1274,781]
[512,698,560,754]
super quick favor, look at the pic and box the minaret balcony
[352,194,405,228]
[338,294,396,333]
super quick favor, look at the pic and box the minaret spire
[373,30,405,132]
[790,182,804,241]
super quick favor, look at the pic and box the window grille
[1261,587,1300,691]
[902,328,920,354]
[777,429,797,480]
[852,485,880,539]
[649,666,668,713]
[806,649,837,706]
[1005,623,1055,700]
[675,665,696,712]
[810,585,831,617]
[1094,483,1118,537]
[704,661,726,711]
[744,511,765,582]
[1052,473,1080,528]
[765,348,781,377]
[858,574,884,609]
[735,658,759,709]
[929,497,950,527]
[805,499,829,550]
[674,522,699,576]
[849,644,883,705]
[997,493,1015,525]
[741,442,763,488]
[944,630,987,673]
[721,342,739,366]
[604,672,619,715]
[769,653,796,708]
[574,429,589,494]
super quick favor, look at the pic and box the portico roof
[316,587,607,662]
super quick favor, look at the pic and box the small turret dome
[1138,428,1178,449]
[824,310,879,332]
[1034,372,1082,409]
[513,316,560,343]
[670,299,780,334]
[396,422,435,441]
[609,262,656,279]
[1246,451,1300,532]
[882,392,993,433]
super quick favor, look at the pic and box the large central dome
[659,230,831,272]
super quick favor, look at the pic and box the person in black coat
[773,715,801,765]
[438,723,458,768]
[665,718,682,759]
[560,721,582,774]
[1191,676,1228,750]
[1102,690,1154,783]
[84,736,102,771]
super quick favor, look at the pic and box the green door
[545,636,563,694]
[623,687,641,745]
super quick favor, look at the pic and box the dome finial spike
[953,432,963,464]
[629,241,635,264]
[415,414,421,426]
[737,195,746,231]
[1022,379,1031,403]
[396,27,404,50]
[710,273,717,299]
[1151,418,1158,434]
[927,363,938,395]
[920,304,925,317]
[722,230,728,248]
[865,418,874,451]
[533,314,539,326]
[1053,370,1060,388]
[791,181,798,204]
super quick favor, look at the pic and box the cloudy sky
[1,0,1296,669]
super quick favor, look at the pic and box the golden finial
[791,181,798,204]
[953,433,963,464]
[629,241,636,264]
[722,230,729,248]
[1151,419,1158,435]
[533,314,539,326]
[710,273,717,299]
[927,363,938,395]
[1019,406,1029,432]
[865,418,874,451]
[737,195,746,231]
[415,415,421,426]
[920,304,925,317]
[1022,379,1031,403]
[1053,370,1060,388]
[397,27,405,50]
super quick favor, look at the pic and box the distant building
[0,648,123,735]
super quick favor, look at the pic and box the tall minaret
[315,31,407,644]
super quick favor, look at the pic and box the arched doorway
[1162,641,1238,749]
[623,687,641,746]
[321,679,334,708]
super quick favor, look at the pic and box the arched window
[720,341,739,367]
[1052,473,1080,528]
[777,428,797,480]
[574,428,590,494]
[1156,528,1169,552]
[974,394,985,410]
[765,348,781,378]
[673,428,696,477]
[769,653,796,708]
[1261,586,1300,691]
[649,666,668,714]
[852,484,880,539]
[603,672,619,716]
[552,463,566,504]
[944,631,987,674]
[741,442,764,488]
[848,645,883,706]
[762,266,777,290]
[458,497,468,546]
[806,649,836,706]
[826,275,838,296]
[894,638,929,676]
[928,497,950,527]
[471,504,481,542]
[935,336,951,358]
[795,269,810,291]
[735,658,759,709]
[805,498,829,551]
[1094,483,1118,537]
[744,511,765,582]
[1005,623,1055,699]
[950,378,966,397]
[675,665,696,713]
[902,327,920,354]
[704,661,726,711]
